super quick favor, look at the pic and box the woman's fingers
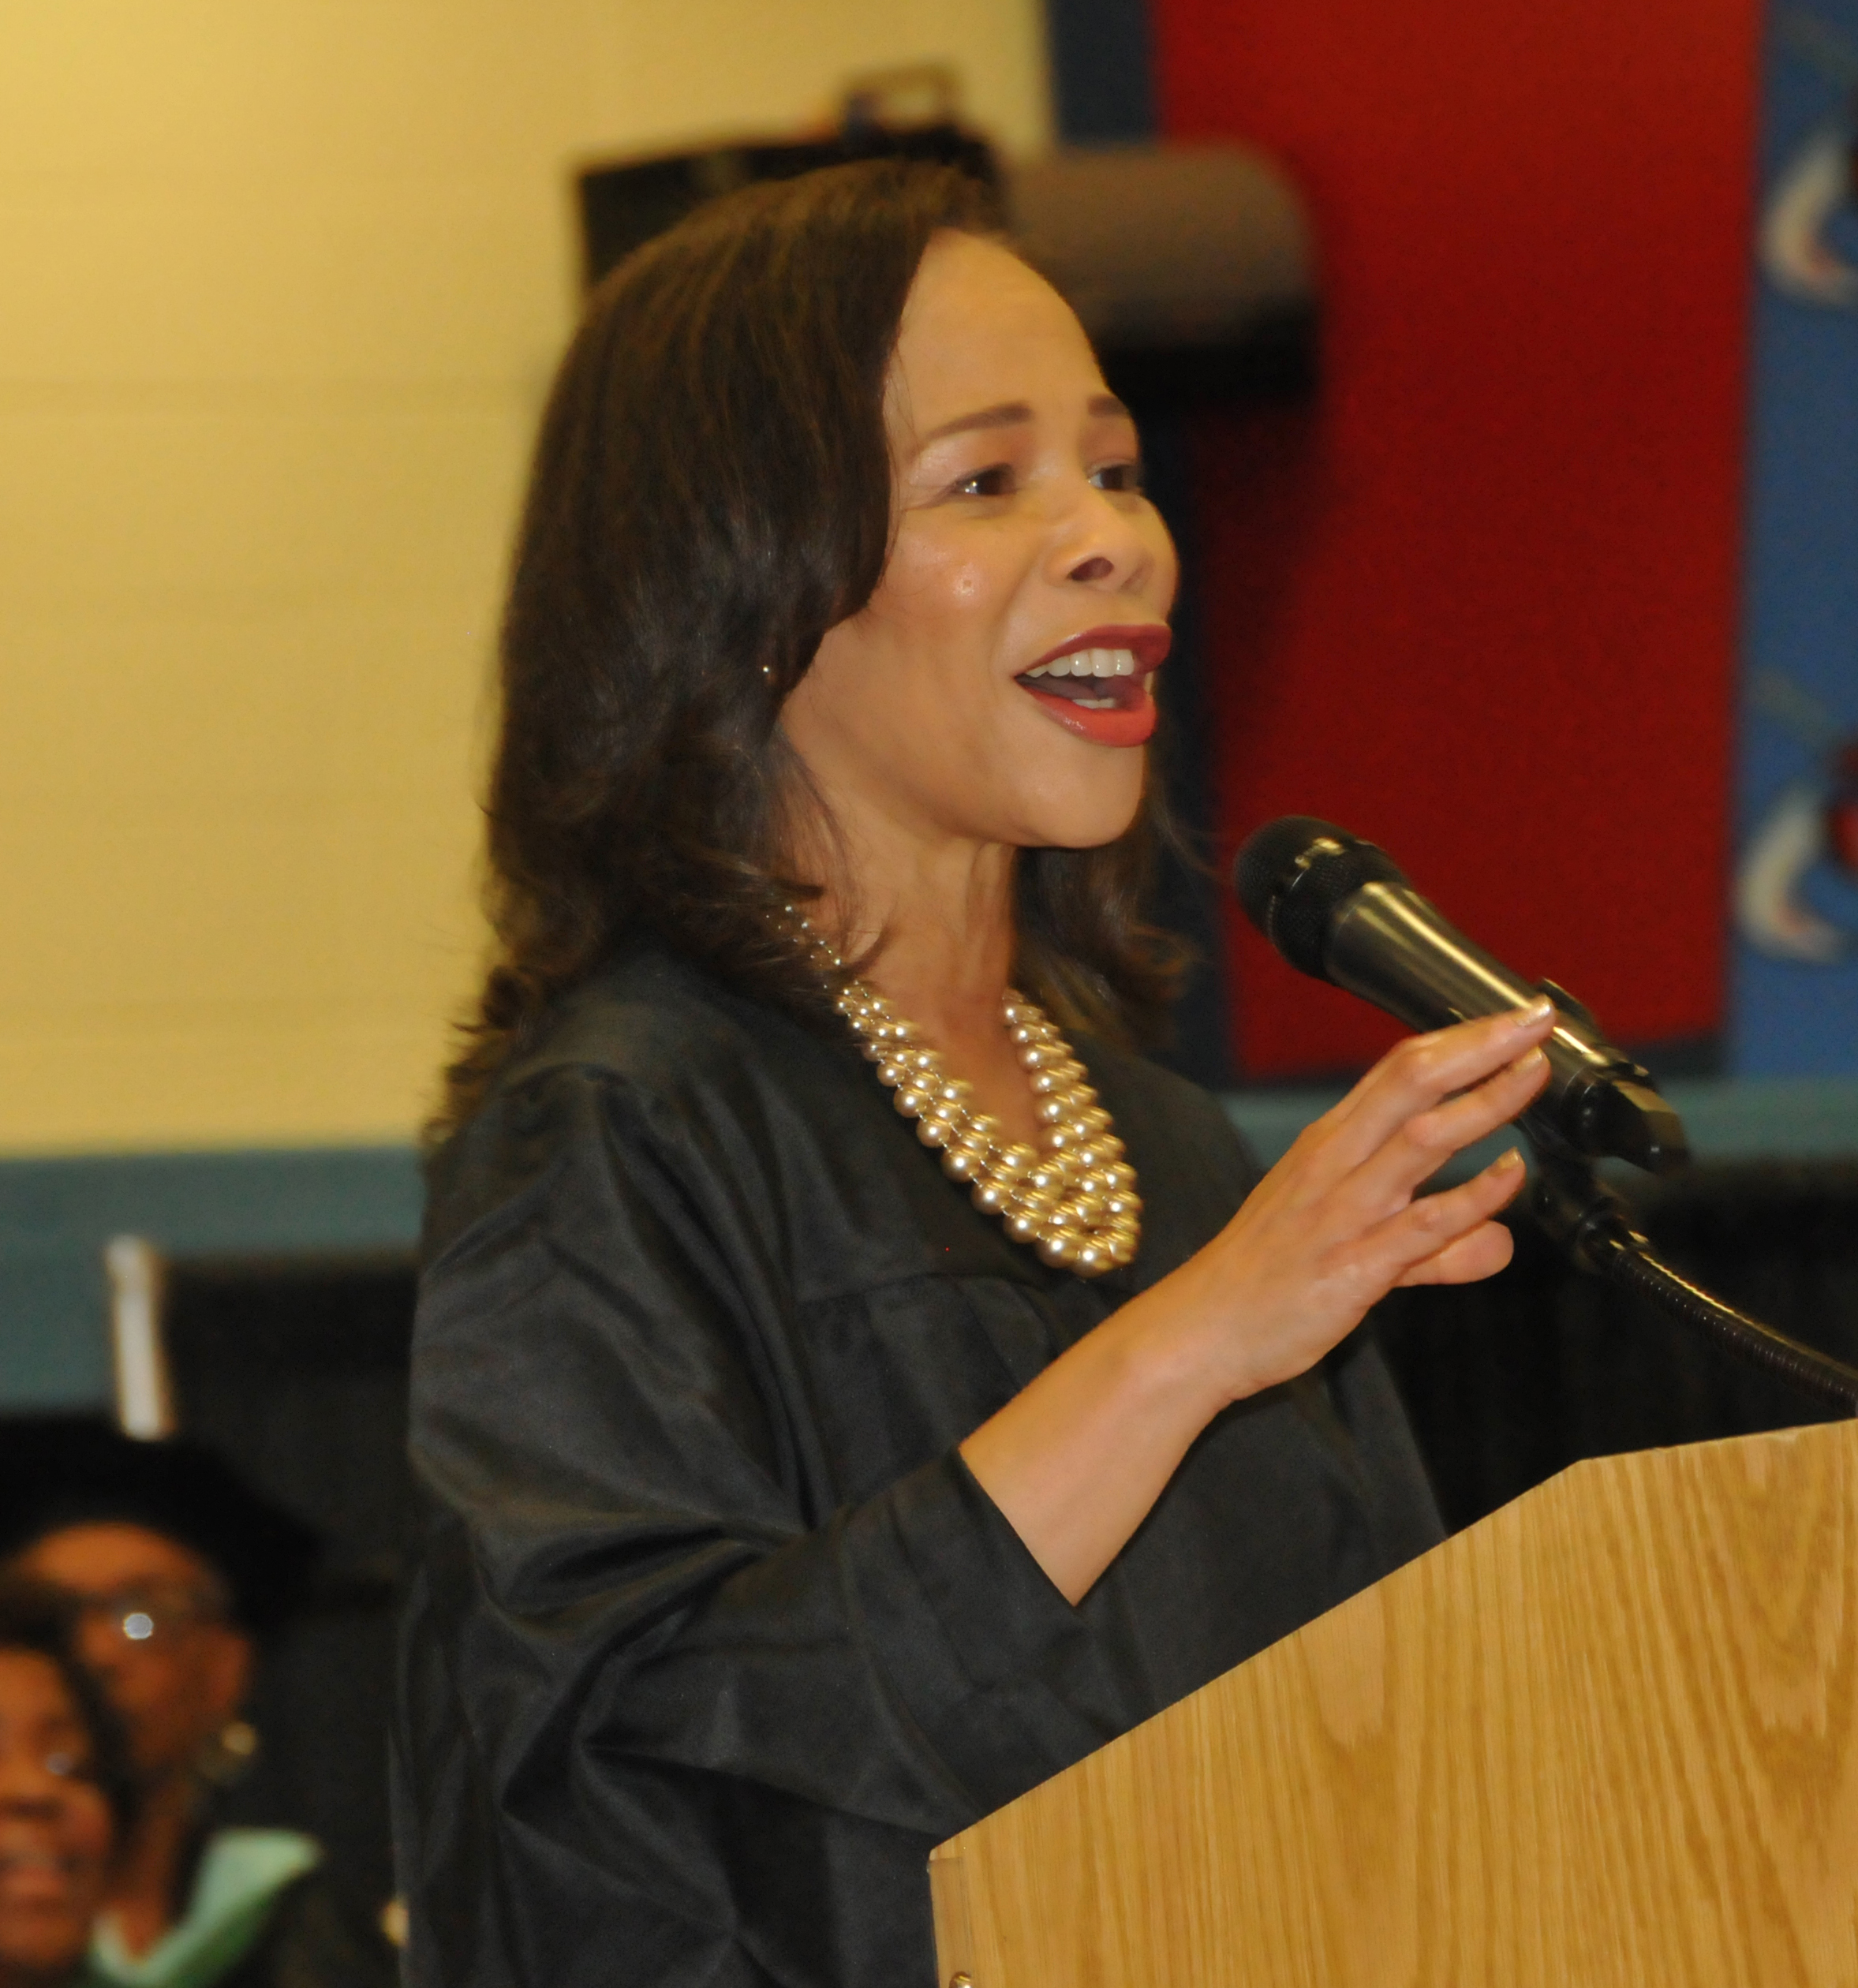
[1337,1044,1549,1221]
[1300,1001,1555,1190]
[1395,1219,1516,1287]
[1351,1145,1528,1290]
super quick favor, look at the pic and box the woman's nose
[1051,482,1155,592]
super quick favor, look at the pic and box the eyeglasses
[40,1746,98,1783]
[68,1583,230,1650]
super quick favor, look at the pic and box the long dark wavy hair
[439,159,1186,1135]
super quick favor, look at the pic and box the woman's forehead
[0,1646,76,1725]
[889,234,1108,445]
[17,1520,219,1595]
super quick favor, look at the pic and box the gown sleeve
[395,1060,1120,1982]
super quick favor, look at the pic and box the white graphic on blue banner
[1737,673,1858,960]
[1734,6,1858,1070]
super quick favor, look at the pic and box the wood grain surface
[930,1422,1858,1987]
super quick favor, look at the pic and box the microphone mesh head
[1232,817,1408,980]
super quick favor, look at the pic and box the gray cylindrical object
[1003,143,1314,350]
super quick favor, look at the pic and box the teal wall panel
[0,1146,422,1407]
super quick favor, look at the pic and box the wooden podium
[930,1422,1858,1986]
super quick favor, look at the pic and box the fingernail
[1519,1047,1549,1075]
[1513,996,1553,1027]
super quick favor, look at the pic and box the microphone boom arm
[1533,1154,1858,1414]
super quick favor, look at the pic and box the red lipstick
[1016,623,1170,748]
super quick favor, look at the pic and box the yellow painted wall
[0,1,1052,1153]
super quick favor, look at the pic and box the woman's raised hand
[960,1000,1553,1602]
[1153,997,1554,1404]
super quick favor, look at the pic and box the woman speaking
[394,161,1552,1988]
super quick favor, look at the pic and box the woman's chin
[1007,778,1146,852]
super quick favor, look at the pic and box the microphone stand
[1532,1153,1858,1415]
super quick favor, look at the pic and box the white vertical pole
[106,1235,174,1439]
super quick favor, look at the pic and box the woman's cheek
[888,526,999,623]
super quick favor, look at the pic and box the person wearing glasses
[0,1577,137,1988]
[0,1422,391,1988]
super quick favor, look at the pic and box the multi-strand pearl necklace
[802,918,1142,1278]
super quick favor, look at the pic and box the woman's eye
[951,464,1015,499]
[1092,460,1145,495]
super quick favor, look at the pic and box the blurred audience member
[0,1575,134,1988]
[0,1422,391,1988]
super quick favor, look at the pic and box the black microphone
[1232,816,1688,1174]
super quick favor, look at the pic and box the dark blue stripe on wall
[1045,0,1158,143]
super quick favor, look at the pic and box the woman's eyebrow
[914,392,1134,448]
[918,401,1034,445]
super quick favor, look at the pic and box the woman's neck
[103,1769,199,1956]
[815,835,1044,1149]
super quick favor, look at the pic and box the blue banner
[1734,5,1858,1071]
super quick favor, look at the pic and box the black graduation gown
[393,943,1442,1988]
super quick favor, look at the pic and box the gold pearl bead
[824,966,1139,1282]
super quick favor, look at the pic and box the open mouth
[1019,647,1150,712]
[0,1844,87,1906]
[1014,626,1170,746]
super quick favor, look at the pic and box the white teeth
[1024,646,1141,682]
